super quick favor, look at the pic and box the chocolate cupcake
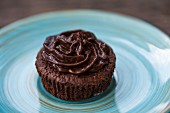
[35,30,116,101]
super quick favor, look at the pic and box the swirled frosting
[42,30,111,74]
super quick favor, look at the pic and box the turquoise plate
[0,10,170,113]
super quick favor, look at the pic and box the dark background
[0,0,170,35]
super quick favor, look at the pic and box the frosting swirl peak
[42,30,110,74]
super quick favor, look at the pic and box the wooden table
[0,0,170,35]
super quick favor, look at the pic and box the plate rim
[0,9,170,42]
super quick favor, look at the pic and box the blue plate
[0,10,170,113]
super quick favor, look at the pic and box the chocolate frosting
[42,30,110,74]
